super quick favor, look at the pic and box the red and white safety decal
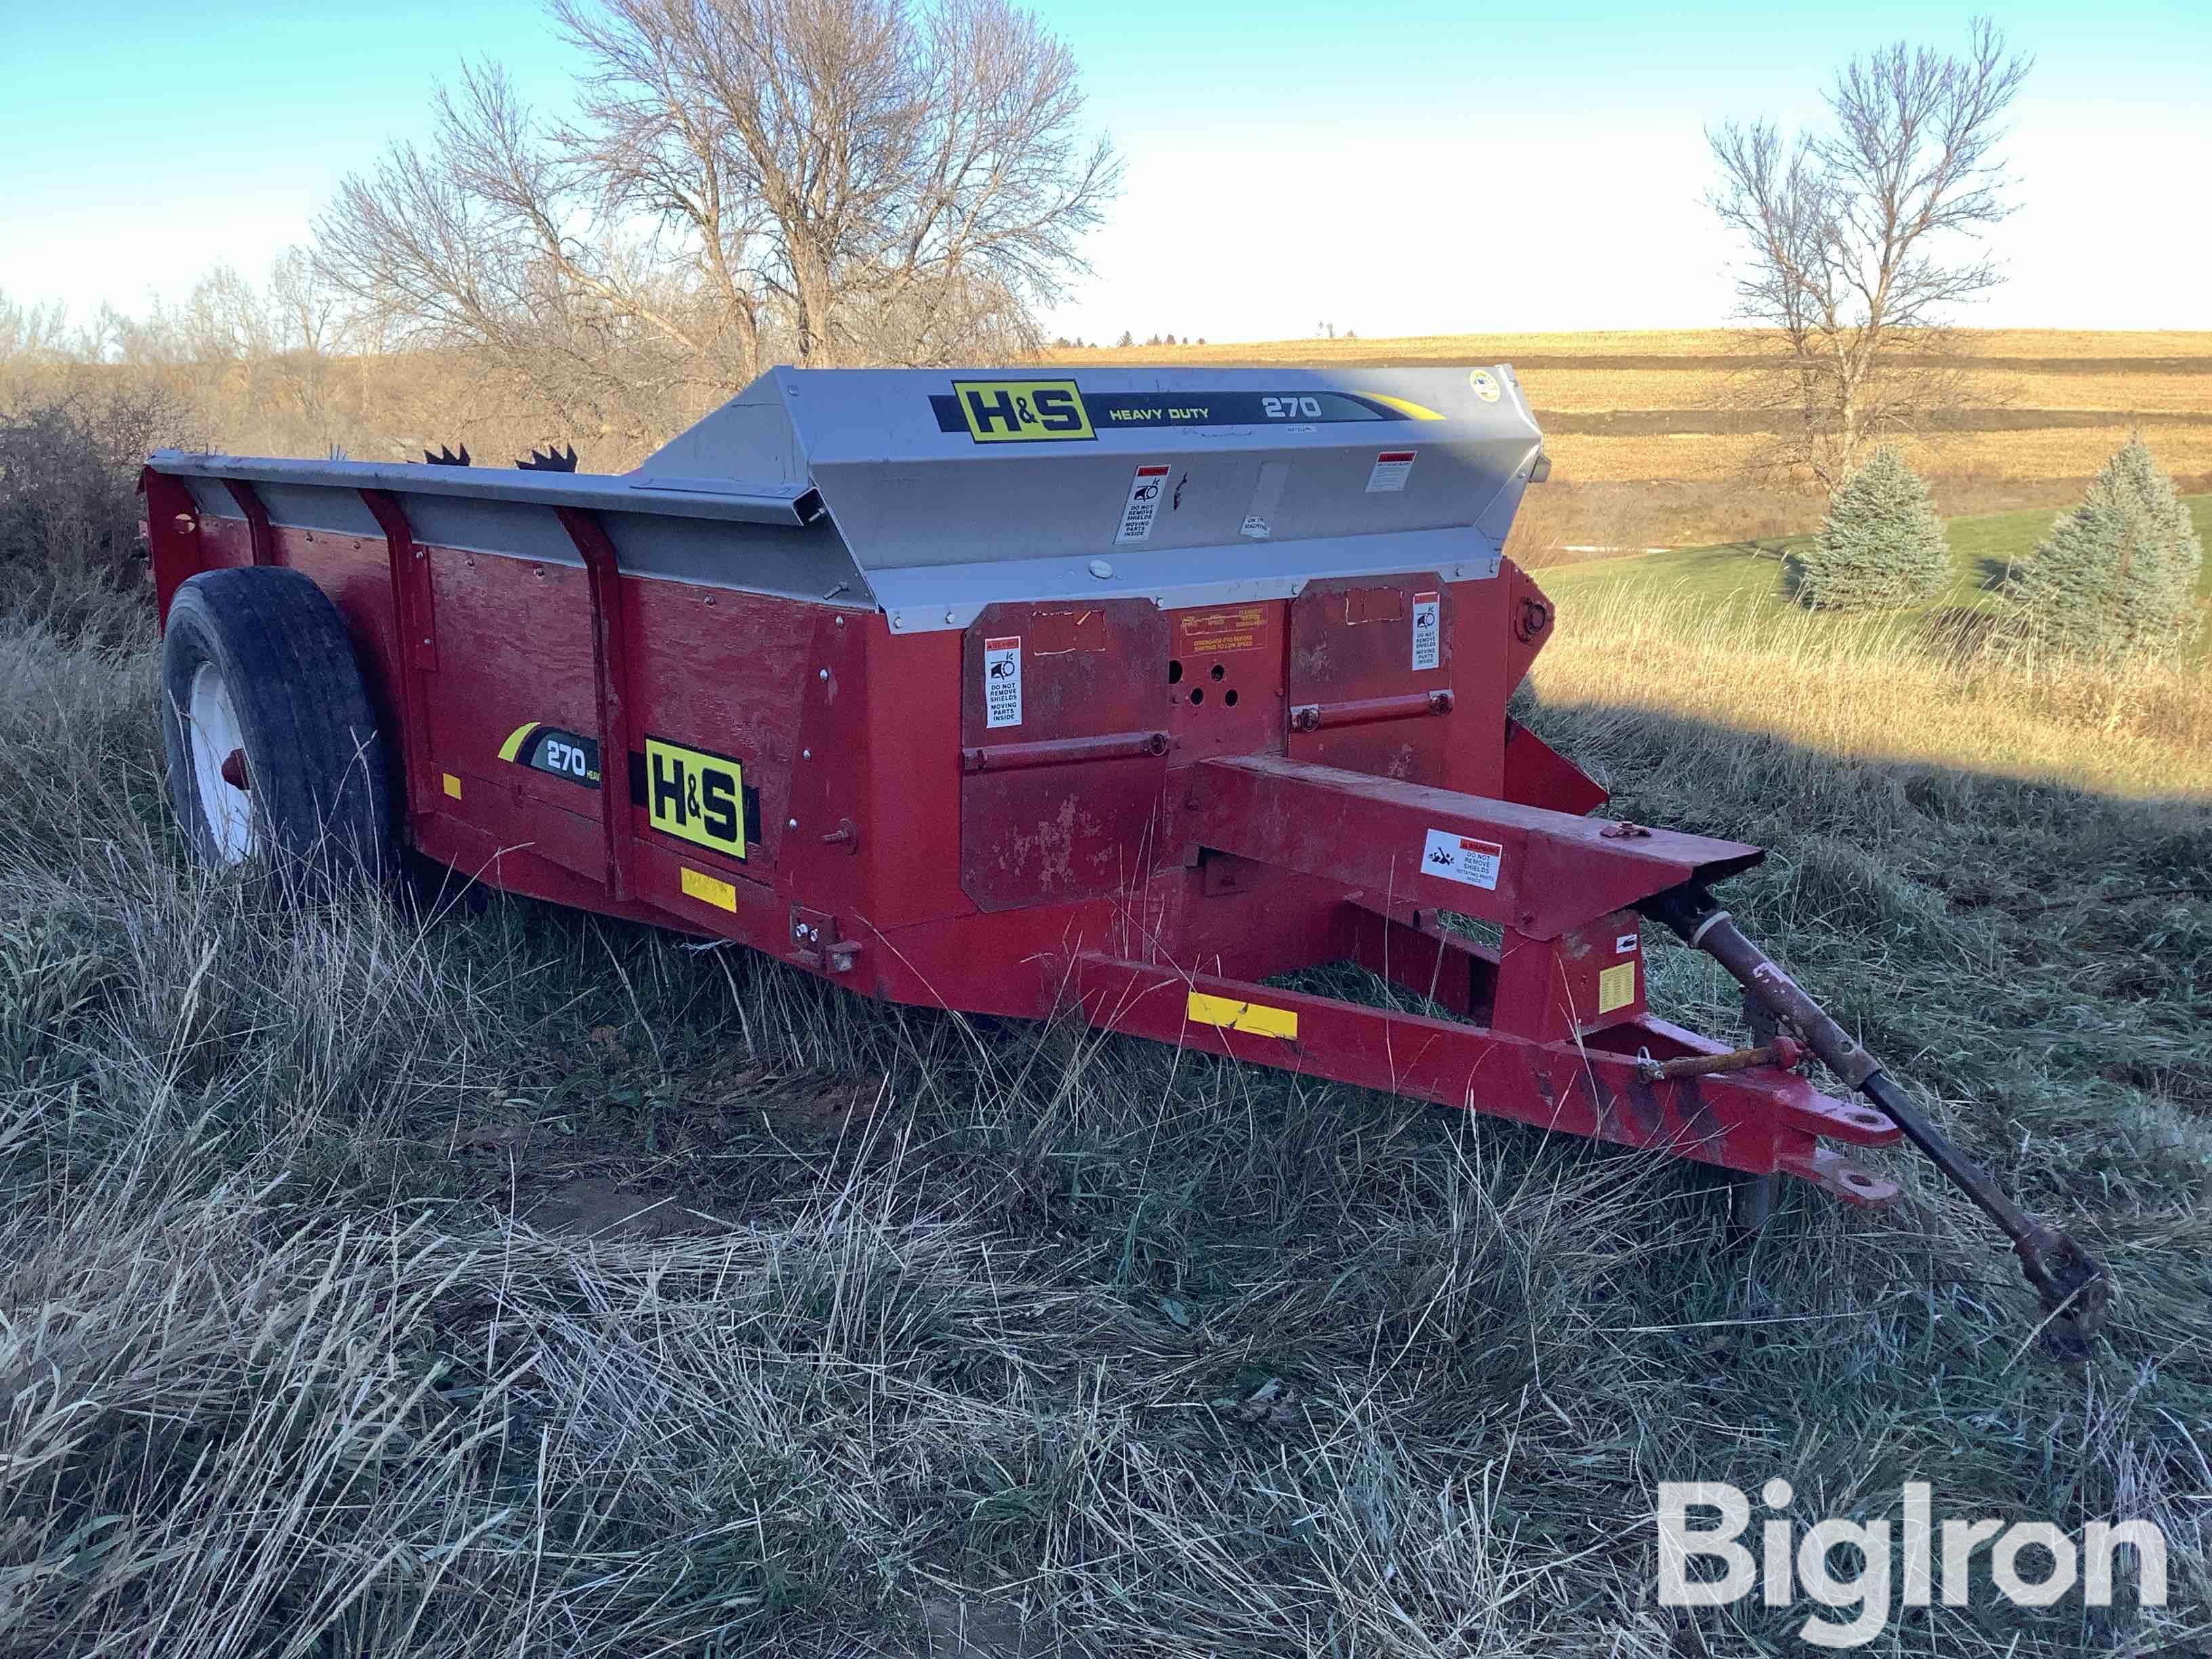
[1366,449,1416,493]
[983,636,1022,729]
[1411,590,1440,670]
[1422,829,1501,890]
[1116,464,1172,545]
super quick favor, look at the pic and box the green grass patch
[1544,493,2212,653]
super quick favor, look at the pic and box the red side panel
[621,579,815,878]
[1166,600,1288,763]
[416,550,603,882]
[957,599,1169,912]
[1500,561,1556,697]
[1286,575,1454,784]
[197,515,255,573]
[423,551,597,782]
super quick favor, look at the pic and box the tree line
[314,0,1118,452]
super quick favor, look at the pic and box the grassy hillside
[1542,493,2212,655]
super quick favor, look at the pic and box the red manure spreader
[142,365,2106,1353]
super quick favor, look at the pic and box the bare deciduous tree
[313,0,1118,447]
[1707,18,2031,487]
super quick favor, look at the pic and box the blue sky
[3,0,2207,342]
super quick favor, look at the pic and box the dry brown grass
[1534,584,2212,798]
[1,572,2205,1654]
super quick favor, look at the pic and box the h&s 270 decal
[630,736,761,861]
[931,384,1443,441]
[947,380,1096,443]
[499,722,601,786]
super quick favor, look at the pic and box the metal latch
[790,906,859,973]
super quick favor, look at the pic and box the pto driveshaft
[1640,886,2110,1358]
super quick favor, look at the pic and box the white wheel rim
[186,661,256,862]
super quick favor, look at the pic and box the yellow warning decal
[1187,991,1299,1040]
[1597,962,1637,1015]
[441,772,462,799]
[1357,392,1446,421]
[680,865,737,912]
[951,379,1094,443]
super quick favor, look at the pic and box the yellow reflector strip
[680,865,737,913]
[1597,961,1637,1015]
[441,773,462,799]
[1360,392,1446,421]
[1187,991,1298,1040]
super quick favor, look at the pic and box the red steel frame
[142,480,1904,1203]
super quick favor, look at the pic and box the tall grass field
[0,487,2205,1654]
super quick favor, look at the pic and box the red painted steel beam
[140,466,202,623]
[359,489,441,830]
[222,478,275,567]
[554,507,638,904]
[1180,754,1762,941]
[1288,689,1453,733]
[1073,951,1900,1202]
[961,729,1171,773]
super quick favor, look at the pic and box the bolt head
[817,668,829,680]
[1088,558,1113,579]
[787,817,798,830]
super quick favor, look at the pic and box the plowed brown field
[1048,331,2212,551]
[1046,331,2212,488]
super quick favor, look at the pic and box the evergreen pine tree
[1795,447,1953,612]
[2013,436,2204,656]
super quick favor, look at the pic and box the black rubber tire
[159,567,393,882]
